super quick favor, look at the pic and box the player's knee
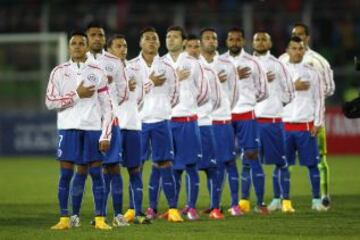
[244,150,258,160]
[128,166,141,175]
[76,165,88,175]
[157,160,172,168]
[89,160,102,168]
[103,164,120,174]
[59,160,74,170]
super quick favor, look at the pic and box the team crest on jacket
[87,73,98,83]
[105,65,114,73]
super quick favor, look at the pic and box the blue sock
[71,172,87,216]
[249,160,265,205]
[128,185,134,209]
[186,164,199,209]
[207,168,220,209]
[111,172,123,216]
[272,167,281,199]
[159,165,177,208]
[225,161,239,207]
[308,165,321,199]
[217,162,225,203]
[130,171,143,216]
[174,170,183,207]
[89,167,105,216]
[279,165,290,199]
[58,168,74,216]
[102,172,112,216]
[148,165,161,211]
[241,162,251,199]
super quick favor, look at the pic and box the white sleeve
[314,57,335,97]
[278,62,295,105]
[165,63,180,108]
[115,61,129,105]
[211,72,222,110]
[324,65,335,97]
[313,70,325,127]
[227,63,239,109]
[193,62,209,106]
[253,60,269,102]
[97,75,114,141]
[45,66,80,110]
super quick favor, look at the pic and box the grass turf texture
[0,156,359,240]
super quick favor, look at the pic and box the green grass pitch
[0,156,359,240]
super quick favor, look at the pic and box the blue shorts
[258,122,287,165]
[285,130,320,166]
[171,120,202,170]
[57,129,104,165]
[197,125,217,170]
[232,119,259,151]
[103,125,122,165]
[121,129,142,168]
[213,123,236,163]
[141,120,174,162]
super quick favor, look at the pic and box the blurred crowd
[0,0,359,108]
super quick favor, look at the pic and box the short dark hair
[228,26,245,37]
[186,33,199,41]
[199,27,216,38]
[69,31,88,42]
[253,31,271,39]
[293,23,310,36]
[167,26,187,40]
[140,26,157,39]
[86,21,106,32]
[287,36,303,46]
[107,34,126,48]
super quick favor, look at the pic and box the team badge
[87,73,98,84]
[57,149,63,158]
[105,65,114,73]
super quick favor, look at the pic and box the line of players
[46,22,334,230]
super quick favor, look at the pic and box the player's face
[185,39,201,59]
[226,31,245,55]
[287,41,305,63]
[140,31,160,55]
[69,35,88,60]
[87,27,106,53]
[291,26,310,46]
[108,38,128,60]
[200,31,218,53]
[166,30,183,52]
[252,32,272,54]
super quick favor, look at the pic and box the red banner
[326,107,360,154]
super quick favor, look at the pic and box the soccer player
[252,32,295,213]
[279,23,335,207]
[127,27,183,222]
[107,34,150,224]
[70,23,129,228]
[221,27,269,214]
[163,26,209,220]
[46,31,113,230]
[282,36,326,211]
[200,28,242,216]
[185,33,224,219]
[143,26,187,219]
